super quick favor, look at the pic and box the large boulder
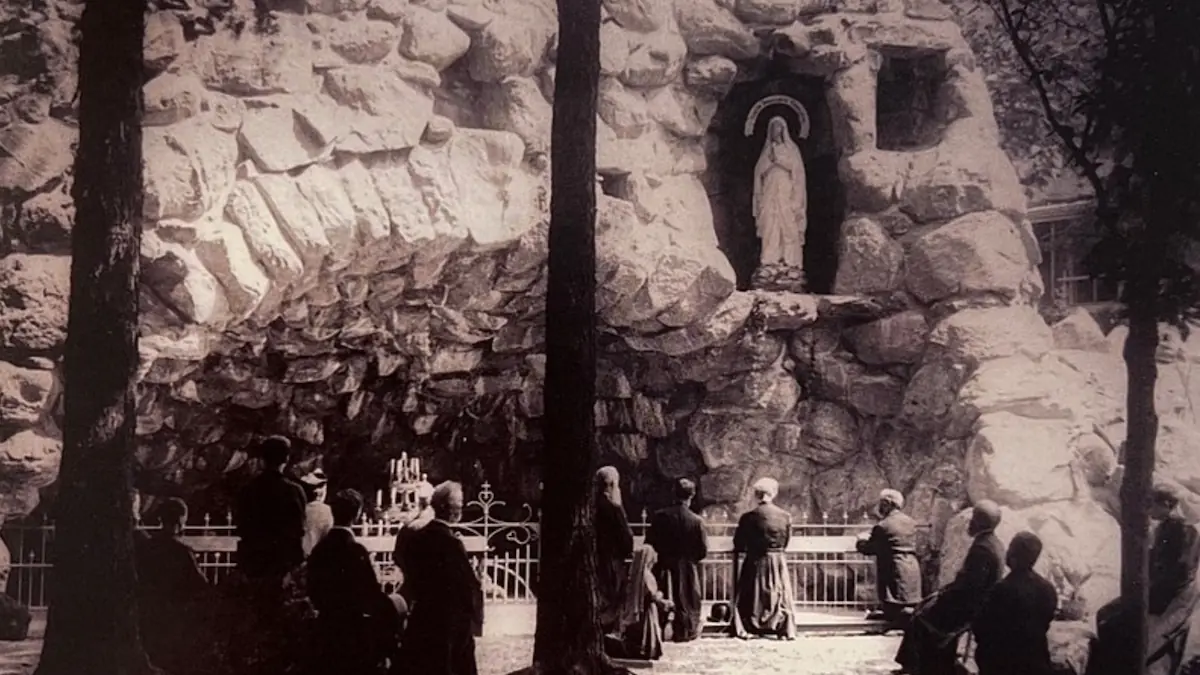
[928,305,1054,366]
[905,211,1036,304]
[964,412,1079,507]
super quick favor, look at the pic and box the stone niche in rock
[876,47,950,151]
[705,63,843,293]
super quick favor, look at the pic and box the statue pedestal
[751,263,806,293]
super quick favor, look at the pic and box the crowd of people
[126,435,1200,675]
[594,470,1200,675]
[131,436,482,675]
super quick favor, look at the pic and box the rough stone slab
[625,292,755,356]
[0,121,74,195]
[0,254,70,353]
[675,0,761,60]
[238,105,324,173]
[749,290,819,331]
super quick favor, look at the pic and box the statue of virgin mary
[753,116,807,269]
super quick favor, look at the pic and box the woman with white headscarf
[856,488,923,629]
[730,477,797,639]
[595,466,634,634]
[753,115,807,269]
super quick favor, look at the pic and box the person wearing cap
[730,477,797,640]
[856,488,923,630]
[301,469,334,558]
[234,435,308,580]
[894,499,1006,675]
[973,531,1058,675]
[1088,483,1200,675]
[645,478,709,642]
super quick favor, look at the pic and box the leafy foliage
[979,0,1200,329]
[948,0,1096,195]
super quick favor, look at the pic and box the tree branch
[989,0,1108,202]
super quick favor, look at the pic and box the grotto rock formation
[0,0,1194,620]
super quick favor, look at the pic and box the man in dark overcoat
[646,478,709,642]
[393,481,483,675]
[307,489,400,675]
[973,531,1058,675]
[234,435,307,580]
[856,488,923,629]
[894,500,1006,675]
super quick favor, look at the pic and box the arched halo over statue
[745,96,810,292]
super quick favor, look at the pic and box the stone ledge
[750,290,910,331]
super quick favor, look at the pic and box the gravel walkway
[478,634,905,675]
[1,612,904,675]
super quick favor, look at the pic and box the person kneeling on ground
[973,531,1058,675]
[606,545,674,661]
[856,488,923,631]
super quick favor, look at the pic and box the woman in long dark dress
[595,466,634,633]
[607,546,673,661]
[730,477,797,640]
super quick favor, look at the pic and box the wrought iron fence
[2,483,886,617]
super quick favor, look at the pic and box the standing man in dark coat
[645,478,709,642]
[307,489,400,675]
[234,435,307,580]
[856,488,923,629]
[973,531,1058,675]
[394,481,482,675]
[227,435,310,675]
[894,500,1006,675]
[594,466,634,634]
[134,497,214,675]
[391,479,435,607]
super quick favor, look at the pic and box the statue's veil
[753,116,806,219]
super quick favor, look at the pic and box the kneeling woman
[607,546,674,660]
[730,477,797,640]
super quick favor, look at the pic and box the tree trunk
[33,0,153,672]
[1119,298,1159,675]
[507,1,629,674]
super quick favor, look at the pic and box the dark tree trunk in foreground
[1120,300,1158,675]
[509,1,629,674]
[34,0,153,672]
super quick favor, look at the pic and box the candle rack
[375,452,430,525]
